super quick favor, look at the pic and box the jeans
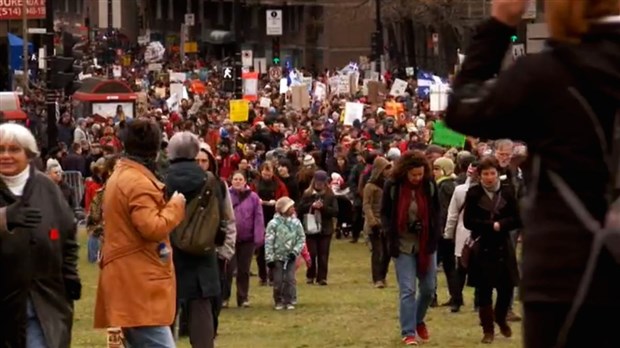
[272,260,297,305]
[123,326,176,348]
[394,252,437,337]
[26,299,47,348]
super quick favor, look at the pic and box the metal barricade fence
[63,170,84,210]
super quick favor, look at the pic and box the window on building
[250,6,259,29]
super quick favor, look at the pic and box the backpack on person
[171,172,225,255]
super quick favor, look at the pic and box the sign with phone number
[0,0,46,20]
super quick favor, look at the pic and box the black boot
[479,305,495,344]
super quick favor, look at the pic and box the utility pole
[45,0,57,149]
[233,0,242,99]
[22,0,28,78]
[375,0,382,73]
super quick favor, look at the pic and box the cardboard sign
[291,85,310,110]
[229,99,249,122]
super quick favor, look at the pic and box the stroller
[334,188,354,238]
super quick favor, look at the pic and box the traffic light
[510,34,518,43]
[50,57,82,93]
[272,37,280,65]
[370,31,382,61]
[234,51,243,99]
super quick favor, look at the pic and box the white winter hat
[275,197,295,214]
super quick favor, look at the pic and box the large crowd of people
[1,1,620,347]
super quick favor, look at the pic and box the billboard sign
[0,0,46,20]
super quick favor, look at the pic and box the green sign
[432,121,466,148]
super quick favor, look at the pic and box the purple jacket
[229,187,265,245]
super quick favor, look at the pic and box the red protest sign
[0,0,46,20]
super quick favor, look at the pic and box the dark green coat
[0,166,79,348]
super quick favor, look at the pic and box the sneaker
[275,303,284,311]
[318,280,328,286]
[221,300,229,309]
[241,301,250,308]
[402,336,418,346]
[416,323,430,342]
[291,300,298,305]
[306,278,314,285]
[286,304,295,310]
[374,281,385,289]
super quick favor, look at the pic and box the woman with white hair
[0,123,81,347]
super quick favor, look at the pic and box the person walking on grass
[265,197,306,310]
[382,151,440,346]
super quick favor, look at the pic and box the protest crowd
[1,0,620,347]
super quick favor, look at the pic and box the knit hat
[123,119,162,159]
[313,170,329,183]
[303,154,315,167]
[434,157,455,176]
[275,197,295,214]
[386,147,401,161]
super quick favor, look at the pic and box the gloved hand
[6,201,42,230]
[64,278,82,300]
[267,261,276,269]
[287,253,297,263]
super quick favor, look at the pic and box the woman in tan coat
[94,119,186,347]
[363,156,392,288]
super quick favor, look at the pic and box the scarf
[126,155,161,179]
[397,179,431,276]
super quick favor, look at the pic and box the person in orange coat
[94,119,186,346]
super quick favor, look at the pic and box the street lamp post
[46,0,57,149]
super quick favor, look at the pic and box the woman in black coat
[445,2,620,347]
[165,132,222,348]
[463,157,520,344]
[0,123,80,348]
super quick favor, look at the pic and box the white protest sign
[166,94,179,111]
[389,78,408,97]
[144,41,165,63]
[241,50,253,67]
[337,75,350,95]
[243,78,259,97]
[344,102,364,126]
[430,84,451,112]
[303,77,313,93]
[188,96,203,115]
[314,82,326,100]
[279,78,288,94]
[328,76,339,95]
[112,65,122,78]
[170,72,186,83]
[259,97,272,108]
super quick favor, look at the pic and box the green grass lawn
[71,233,523,347]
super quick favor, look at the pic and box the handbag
[459,236,479,270]
[459,190,503,270]
[303,213,321,235]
